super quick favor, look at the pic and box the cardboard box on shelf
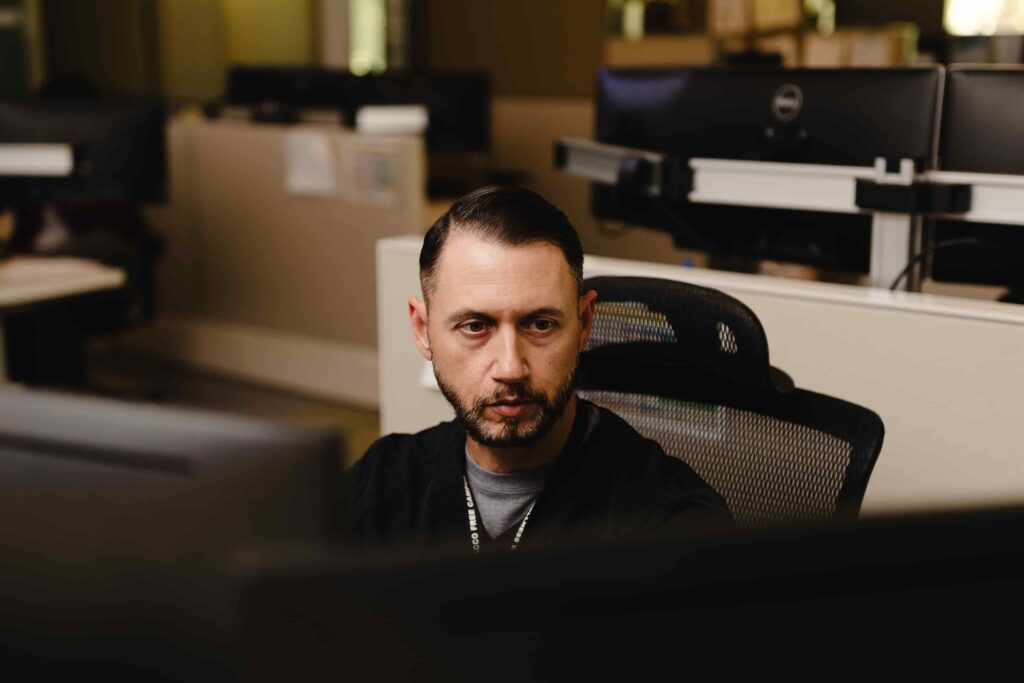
[708,0,753,36]
[753,0,803,33]
[848,32,897,66]
[848,24,918,66]
[604,34,716,67]
[709,0,802,36]
[802,31,845,67]
[802,24,918,67]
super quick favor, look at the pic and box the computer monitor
[592,67,942,273]
[0,386,342,674]
[237,506,1024,678]
[223,67,490,152]
[0,98,167,206]
[225,66,354,111]
[931,66,1024,296]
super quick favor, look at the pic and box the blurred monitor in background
[0,77,168,385]
[931,65,1024,302]
[222,66,498,198]
[223,66,490,154]
[0,77,166,208]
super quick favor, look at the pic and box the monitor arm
[555,137,977,291]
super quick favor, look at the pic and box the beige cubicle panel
[377,234,1024,516]
[140,118,426,407]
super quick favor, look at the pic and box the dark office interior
[2,1,1024,678]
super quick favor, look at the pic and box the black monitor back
[0,98,167,205]
[238,507,1024,680]
[596,67,941,167]
[0,386,341,671]
[932,66,1024,289]
[344,71,490,152]
[226,66,354,110]
[225,66,490,152]
[593,67,942,273]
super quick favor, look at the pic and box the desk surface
[0,256,125,309]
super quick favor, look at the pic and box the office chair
[575,276,884,526]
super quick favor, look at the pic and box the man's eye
[461,321,488,334]
[531,319,556,332]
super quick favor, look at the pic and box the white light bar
[925,170,1024,226]
[688,157,901,213]
[0,144,74,177]
[689,157,921,289]
[356,105,429,136]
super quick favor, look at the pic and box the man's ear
[409,296,432,361]
[578,289,598,352]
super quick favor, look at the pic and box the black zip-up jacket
[338,399,731,553]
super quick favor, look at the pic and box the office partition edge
[120,313,379,408]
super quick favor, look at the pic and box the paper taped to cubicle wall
[284,129,339,197]
[337,138,401,208]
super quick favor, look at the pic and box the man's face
[410,230,595,448]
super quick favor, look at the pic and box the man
[343,186,728,553]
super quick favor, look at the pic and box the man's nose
[492,327,528,382]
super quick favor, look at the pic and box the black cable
[649,199,718,252]
[888,237,1009,291]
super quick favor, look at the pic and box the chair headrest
[578,276,792,406]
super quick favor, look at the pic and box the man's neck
[467,395,578,474]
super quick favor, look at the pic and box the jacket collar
[420,398,594,545]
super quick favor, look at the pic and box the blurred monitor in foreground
[0,386,342,676]
[238,505,1024,678]
[592,67,942,275]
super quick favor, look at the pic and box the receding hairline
[420,223,582,300]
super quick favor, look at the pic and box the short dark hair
[419,185,584,299]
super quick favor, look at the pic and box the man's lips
[487,399,536,417]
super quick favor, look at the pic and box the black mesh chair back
[576,276,884,526]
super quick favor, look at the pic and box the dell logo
[771,84,803,122]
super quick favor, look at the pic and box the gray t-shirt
[464,452,550,539]
[465,404,600,539]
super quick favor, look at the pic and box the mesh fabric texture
[577,276,884,526]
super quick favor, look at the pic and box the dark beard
[435,370,576,448]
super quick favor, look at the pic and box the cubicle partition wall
[137,118,426,407]
[378,235,1024,516]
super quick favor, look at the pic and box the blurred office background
[2,0,1023,462]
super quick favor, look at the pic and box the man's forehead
[425,231,577,311]
[431,231,575,297]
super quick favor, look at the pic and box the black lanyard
[462,475,536,554]
[459,400,592,554]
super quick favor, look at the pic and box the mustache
[473,383,550,412]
